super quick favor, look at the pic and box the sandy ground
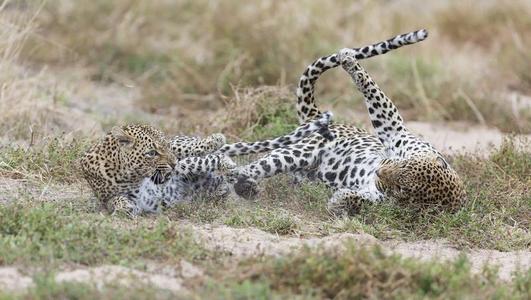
[0,216,529,294]
[337,109,531,156]
[0,263,194,294]
[408,121,530,155]
[192,224,530,281]
[0,177,529,293]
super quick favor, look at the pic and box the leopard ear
[436,156,448,169]
[111,126,134,148]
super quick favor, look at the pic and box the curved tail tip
[338,48,354,57]
[338,48,357,65]
[418,29,429,40]
[323,111,334,121]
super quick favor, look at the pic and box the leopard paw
[327,190,364,217]
[219,155,237,171]
[205,133,226,152]
[234,176,259,200]
[109,195,139,218]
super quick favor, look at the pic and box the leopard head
[376,155,466,210]
[80,124,176,203]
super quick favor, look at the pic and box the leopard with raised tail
[225,30,466,214]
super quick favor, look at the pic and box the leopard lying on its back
[222,29,466,214]
[80,113,333,215]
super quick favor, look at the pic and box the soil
[1,217,528,293]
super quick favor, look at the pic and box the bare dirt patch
[55,265,186,293]
[193,224,377,257]
[407,121,531,155]
[0,267,34,293]
[0,261,201,294]
[0,178,90,204]
[190,224,530,281]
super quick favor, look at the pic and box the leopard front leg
[169,133,226,158]
[327,188,382,216]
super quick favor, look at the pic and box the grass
[212,86,299,139]
[166,185,304,235]
[231,245,531,299]
[223,208,298,236]
[0,136,528,298]
[9,0,530,134]
[435,0,531,104]
[0,201,212,266]
[329,137,531,250]
[4,246,528,299]
[0,137,88,183]
[373,53,530,133]
[163,137,530,251]
[0,276,177,300]
[0,195,528,299]
[0,135,528,251]
[436,0,531,48]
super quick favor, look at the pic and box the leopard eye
[145,150,159,158]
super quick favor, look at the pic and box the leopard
[79,124,236,215]
[80,113,334,215]
[223,29,466,214]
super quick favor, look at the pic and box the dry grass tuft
[10,0,528,133]
[437,0,531,96]
[0,5,99,143]
[212,86,297,139]
[436,0,531,48]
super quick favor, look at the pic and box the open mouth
[150,169,172,184]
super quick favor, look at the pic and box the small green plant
[238,245,528,299]
[200,280,289,300]
[0,138,89,183]
[0,202,210,266]
[224,208,298,235]
[0,274,175,300]
[243,99,298,140]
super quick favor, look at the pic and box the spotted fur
[297,29,428,123]
[170,133,226,159]
[80,114,334,215]
[218,111,334,156]
[127,153,237,215]
[229,47,466,214]
[80,124,236,215]
[80,124,176,209]
[134,114,334,214]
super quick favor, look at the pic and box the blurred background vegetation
[1,0,530,144]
